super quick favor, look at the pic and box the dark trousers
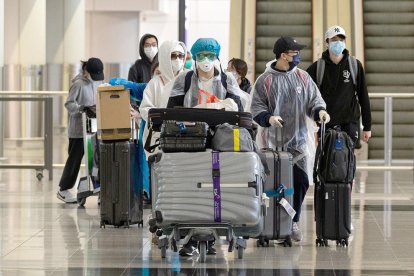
[59,138,84,191]
[293,164,309,223]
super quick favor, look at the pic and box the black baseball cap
[273,37,306,57]
[86,57,104,81]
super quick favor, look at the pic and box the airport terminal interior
[1,0,414,275]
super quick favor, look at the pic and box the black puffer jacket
[239,77,251,93]
[128,34,158,83]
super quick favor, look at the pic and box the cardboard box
[96,85,131,141]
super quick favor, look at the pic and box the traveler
[227,58,251,93]
[306,25,372,146]
[250,37,329,242]
[184,51,193,70]
[167,38,248,111]
[128,34,159,83]
[57,58,104,203]
[139,40,187,157]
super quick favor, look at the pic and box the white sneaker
[292,222,302,242]
[57,190,77,203]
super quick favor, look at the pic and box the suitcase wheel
[316,238,328,247]
[138,220,144,228]
[337,239,348,247]
[100,221,106,229]
[283,237,292,247]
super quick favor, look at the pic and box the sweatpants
[59,138,84,191]
[293,164,309,223]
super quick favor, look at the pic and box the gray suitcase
[256,125,294,247]
[148,151,266,237]
[100,141,143,228]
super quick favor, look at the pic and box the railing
[358,93,414,170]
[0,91,67,180]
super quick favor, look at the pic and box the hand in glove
[269,116,284,127]
[318,110,330,124]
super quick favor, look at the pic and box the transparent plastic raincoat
[250,65,326,180]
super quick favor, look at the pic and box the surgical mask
[184,60,193,69]
[144,46,158,61]
[171,59,184,74]
[231,71,239,81]
[288,54,301,71]
[197,59,214,72]
[329,41,346,56]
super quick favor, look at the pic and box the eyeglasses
[171,53,185,60]
[196,52,216,61]
[285,51,299,56]
[144,43,158,48]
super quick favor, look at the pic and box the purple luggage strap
[212,151,221,222]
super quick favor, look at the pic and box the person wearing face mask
[227,58,251,93]
[307,25,372,148]
[167,38,248,112]
[128,34,159,83]
[184,51,193,70]
[251,37,328,242]
[57,58,104,203]
[139,40,187,158]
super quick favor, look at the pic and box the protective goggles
[196,52,216,61]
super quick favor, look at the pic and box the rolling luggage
[314,123,354,247]
[256,124,294,247]
[159,121,209,152]
[100,141,143,228]
[148,150,266,236]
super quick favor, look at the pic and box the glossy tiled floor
[1,136,414,275]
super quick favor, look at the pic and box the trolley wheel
[256,240,262,247]
[77,197,87,206]
[137,220,144,228]
[265,239,270,247]
[199,241,207,263]
[100,221,105,229]
[323,239,328,247]
[124,221,130,228]
[237,245,244,259]
[161,246,167,258]
[286,236,292,247]
[36,170,43,181]
[316,238,324,247]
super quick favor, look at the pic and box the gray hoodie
[65,74,98,138]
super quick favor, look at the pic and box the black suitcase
[314,123,354,246]
[100,141,143,228]
[256,124,294,247]
[159,121,208,152]
[147,108,253,131]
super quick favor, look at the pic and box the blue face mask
[329,41,346,56]
[288,54,301,70]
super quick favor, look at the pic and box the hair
[228,58,248,78]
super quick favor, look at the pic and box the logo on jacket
[343,70,350,83]
[296,86,302,94]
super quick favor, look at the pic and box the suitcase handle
[275,119,285,151]
[320,121,326,151]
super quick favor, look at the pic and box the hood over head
[139,33,158,64]
[158,40,187,82]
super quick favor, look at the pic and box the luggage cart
[77,109,100,206]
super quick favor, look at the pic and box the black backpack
[314,125,355,185]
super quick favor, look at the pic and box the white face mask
[197,59,214,72]
[144,46,158,61]
[171,59,184,74]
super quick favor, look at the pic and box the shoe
[57,190,77,203]
[207,245,216,255]
[179,244,198,256]
[292,222,302,242]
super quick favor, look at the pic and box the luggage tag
[279,198,296,219]
[176,122,188,134]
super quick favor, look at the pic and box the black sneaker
[179,244,199,256]
[207,245,216,255]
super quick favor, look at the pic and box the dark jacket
[128,34,158,83]
[307,49,371,131]
[239,77,251,94]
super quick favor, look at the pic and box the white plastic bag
[194,98,238,111]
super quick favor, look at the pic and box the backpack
[316,56,359,103]
[314,126,355,185]
[184,70,227,93]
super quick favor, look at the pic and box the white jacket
[139,40,187,157]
